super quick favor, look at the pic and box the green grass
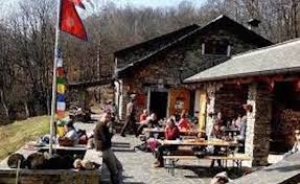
[0,116,50,161]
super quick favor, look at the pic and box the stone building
[114,15,271,121]
[185,38,300,166]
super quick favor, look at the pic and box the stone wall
[0,169,100,184]
[214,84,248,121]
[117,27,268,121]
[205,83,248,134]
[205,82,272,166]
[245,83,272,166]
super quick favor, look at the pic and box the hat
[73,158,83,169]
[243,104,253,112]
[214,171,233,182]
[130,94,136,99]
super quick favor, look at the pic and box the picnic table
[224,128,240,136]
[159,139,237,147]
[160,139,246,176]
[25,141,88,151]
[143,128,205,136]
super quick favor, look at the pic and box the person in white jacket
[284,129,300,158]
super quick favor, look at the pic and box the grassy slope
[0,116,50,161]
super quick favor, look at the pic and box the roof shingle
[184,38,300,83]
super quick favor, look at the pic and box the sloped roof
[184,38,300,83]
[115,15,272,75]
[231,152,300,184]
[114,24,200,69]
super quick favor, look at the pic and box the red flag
[60,0,88,41]
[70,0,85,9]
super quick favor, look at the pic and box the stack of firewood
[280,109,300,134]
[7,152,78,169]
[280,109,300,147]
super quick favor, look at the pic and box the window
[203,39,229,55]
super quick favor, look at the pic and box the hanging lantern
[269,80,275,91]
[235,79,241,87]
[238,80,241,86]
[271,80,275,88]
[296,80,300,92]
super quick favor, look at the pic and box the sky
[4,0,206,9]
[0,0,206,19]
[112,0,205,9]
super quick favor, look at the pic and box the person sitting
[64,115,76,133]
[210,171,232,184]
[139,109,148,122]
[236,114,247,141]
[178,110,192,131]
[284,129,300,158]
[136,113,158,137]
[153,118,180,168]
[233,114,242,129]
[209,120,225,168]
[63,115,87,144]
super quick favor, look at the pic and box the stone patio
[75,122,236,184]
[0,121,282,184]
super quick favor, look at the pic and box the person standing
[94,112,122,184]
[120,96,137,137]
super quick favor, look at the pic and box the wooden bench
[163,154,252,176]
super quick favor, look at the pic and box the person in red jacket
[178,110,192,131]
[153,118,180,168]
[139,109,148,122]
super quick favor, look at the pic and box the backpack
[147,138,159,152]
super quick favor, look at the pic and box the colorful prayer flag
[57,58,63,68]
[57,77,65,85]
[57,111,65,119]
[57,101,66,111]
[57,67,64,77]
[57,94,65,102]
[57,84,66,94]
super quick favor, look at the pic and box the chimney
[247,18,261,31]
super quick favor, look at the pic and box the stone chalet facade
[113,15,272,121]
[185,38,300,166]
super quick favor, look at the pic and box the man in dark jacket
[94,112,122,184]
[120,96,137,137]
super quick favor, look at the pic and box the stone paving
[76,122,232,184]
[112,135,213,184]
[0,119,285,184]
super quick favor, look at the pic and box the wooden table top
[143,128,205,134]
[159,139,238,147]
[26,141,88,151]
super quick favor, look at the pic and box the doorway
[150,92,168,120]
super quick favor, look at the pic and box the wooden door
[168,88,190,119]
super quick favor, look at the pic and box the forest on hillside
[0,0,299,123]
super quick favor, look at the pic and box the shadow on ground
[113,148,136,153]
[175,165,250,180]
[112,142,131,148]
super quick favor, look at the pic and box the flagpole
[49,0,62,157]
